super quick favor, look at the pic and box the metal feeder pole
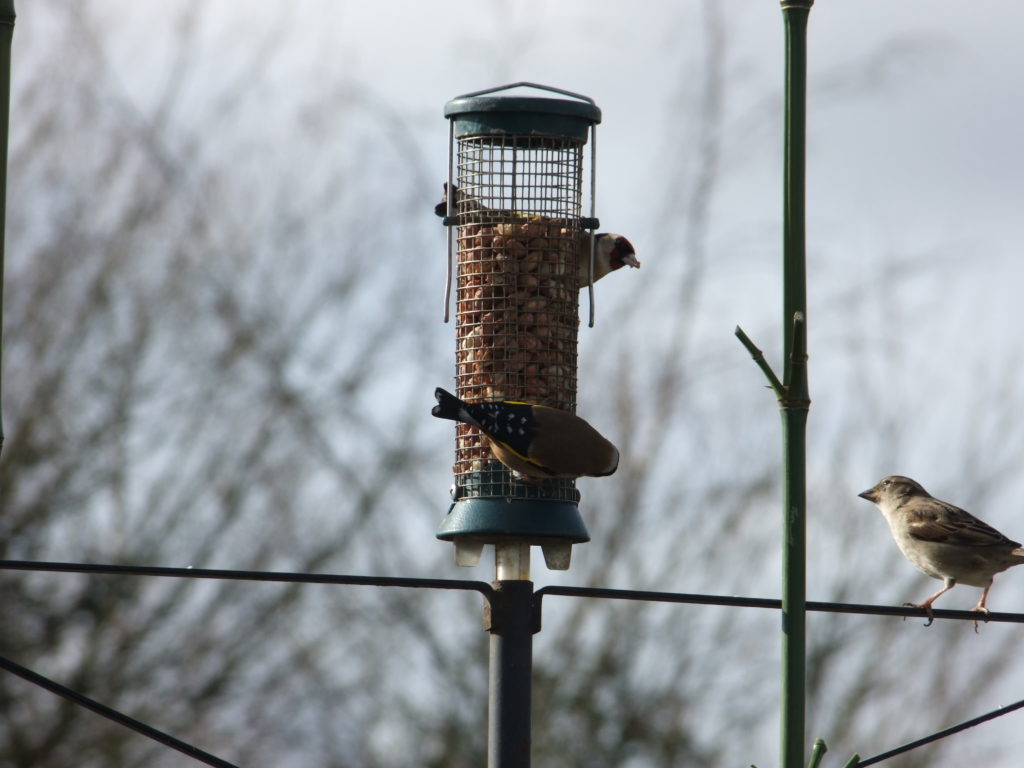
[486,546,536,768]
[0,0,14,455]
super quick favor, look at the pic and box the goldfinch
[434,184,640,287]
[581,233,639,287]
[432,387,619,480]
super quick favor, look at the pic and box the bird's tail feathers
[432,387,481,429]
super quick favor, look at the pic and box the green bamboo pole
[806,739,828,768]
[0,0,13,455]
[780,4,812,767]
[737,2,813,767]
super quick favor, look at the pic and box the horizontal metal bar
[0,560,493,597]
[539,585,783,609]
[536,585,1024,625]
[5,560,1022,625]
[0,654,238,768]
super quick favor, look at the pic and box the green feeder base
[437,496,590,571]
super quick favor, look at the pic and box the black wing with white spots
[432,388,537,458]
[461,400,537,458]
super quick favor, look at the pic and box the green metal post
[0,1,14,454]
[781,3,813,768]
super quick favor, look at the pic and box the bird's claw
[904,601,935,627]
[512,471,545,486]
[971,605,990,633]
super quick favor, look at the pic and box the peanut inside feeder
[455,211,581,501]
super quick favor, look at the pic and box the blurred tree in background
[3,2,1024,767]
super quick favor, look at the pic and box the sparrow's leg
[970,581,994,632]
[971,582,993,614]
[906,579,956,627]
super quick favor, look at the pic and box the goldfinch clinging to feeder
[434,184,640,287]
[580,233,639,287]
[432,387,619,480]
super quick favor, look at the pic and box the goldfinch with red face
[580,233,639,287]
[432,387,619,481]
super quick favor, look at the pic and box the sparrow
[859,475,1024,626]
[431,387,619,481]
[434,183,640,287]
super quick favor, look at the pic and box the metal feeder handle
[444,118,454,323]
[453,81,597,105]
[587,125,597,328]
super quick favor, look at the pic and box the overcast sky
[29,0,1016,318]
[293,0,1024,257]
[72,0,1022,254]
[262,0,1024,368]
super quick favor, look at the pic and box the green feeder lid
[444,82,601,143]
[437,497,590,545]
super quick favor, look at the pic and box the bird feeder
[436,83,601,573]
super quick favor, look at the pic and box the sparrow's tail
[432,387,480,428]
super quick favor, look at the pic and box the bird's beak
[858,488,876,502]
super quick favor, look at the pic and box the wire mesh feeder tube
[437,84,602,571]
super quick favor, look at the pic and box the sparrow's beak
[858,488,877,502]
